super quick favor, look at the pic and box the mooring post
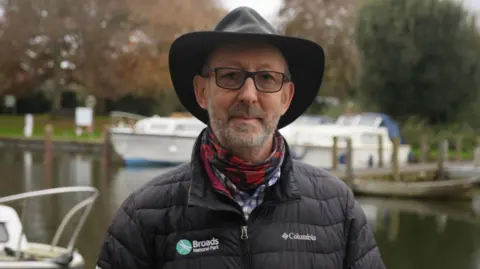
[43,124,53,184]
[345,138,354,187]
[332,136,338,170]
[443,139,449,163]
[102,125,112,168]
[437,139,448,179]
[378,134,384,167]
[391,137,400,181]
[43,124,53,165]
[474,136,480,167]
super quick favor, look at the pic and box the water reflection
[358,197,480,269]
[110,167,174,207]
[0,148,479,269]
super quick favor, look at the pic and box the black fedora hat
[168,6,325,129]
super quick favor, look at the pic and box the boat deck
[0,243,69,261]
[0,243,84,269]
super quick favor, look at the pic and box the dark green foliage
[356,0,480,125]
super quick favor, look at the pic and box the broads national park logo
[176,237,219,255]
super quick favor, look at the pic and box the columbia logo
[281,232,317,241]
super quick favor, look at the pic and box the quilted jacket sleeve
[344,189,386,269]
[96,195,153,269]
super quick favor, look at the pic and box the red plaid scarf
[200,127,285,194]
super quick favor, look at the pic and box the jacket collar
[187,128,301,212]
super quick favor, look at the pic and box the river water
[0,148,479,269]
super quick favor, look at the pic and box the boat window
[357,116,379,127]
[176,125,185,131]
[0,222,8,242]
[336,116,355,125]
[360,133,378,144]
[150,124,169,130]
[176,124,204,132]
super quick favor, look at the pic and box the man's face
[194,43,294,150]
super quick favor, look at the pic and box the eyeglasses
[203,67,290,93]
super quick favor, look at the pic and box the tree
[0,0,131,117]
[277,0,360,101]
[356,0,480,124]
[108,0,227,99]
[0,0,226,116]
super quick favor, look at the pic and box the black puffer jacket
[96,137,385,269]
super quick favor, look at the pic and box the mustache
[227,104,265,119]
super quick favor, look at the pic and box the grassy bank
[0,114,109,141]
[409,148,473,162]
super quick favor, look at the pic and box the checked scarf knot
[200,126,285,192]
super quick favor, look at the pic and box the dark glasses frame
[202,67,291,93]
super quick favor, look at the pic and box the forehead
[207,42,287,70]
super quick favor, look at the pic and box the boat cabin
[173,118,207,137]
[0,204,28,255]
[335,113,405,143]
[133,116,206,136]
[292,124,391,148]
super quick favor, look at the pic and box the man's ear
[281,82,295,115]
[193,75,208,109]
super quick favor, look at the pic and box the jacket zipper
[211,189,299,269]
[211,189,254,268]
[241,225,253,269]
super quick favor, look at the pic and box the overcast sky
[219,0,283,23]
[220,0,480,23]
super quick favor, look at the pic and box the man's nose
[237,77,258,103]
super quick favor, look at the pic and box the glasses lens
[254,71,284,92]
[216,68,246,89]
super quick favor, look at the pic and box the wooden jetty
[327,162,480,200]
[331,162,438,180]
[303,135,480,200]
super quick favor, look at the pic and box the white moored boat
[283,113,412,169]
[109,114,206,166]
[0,186,99,269]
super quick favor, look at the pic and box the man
[96,6,385,269]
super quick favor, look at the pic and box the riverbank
[0,135,103,152]
[0,114,109,138]
[0,114,108,151]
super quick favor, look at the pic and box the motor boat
[284,113,412,169]
[0,186,99,269]
[109,113,206,166]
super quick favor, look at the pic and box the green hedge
[400,117,479,161]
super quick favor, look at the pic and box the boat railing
[0,186,99,256]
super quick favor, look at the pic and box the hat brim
[168,31,325,129]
